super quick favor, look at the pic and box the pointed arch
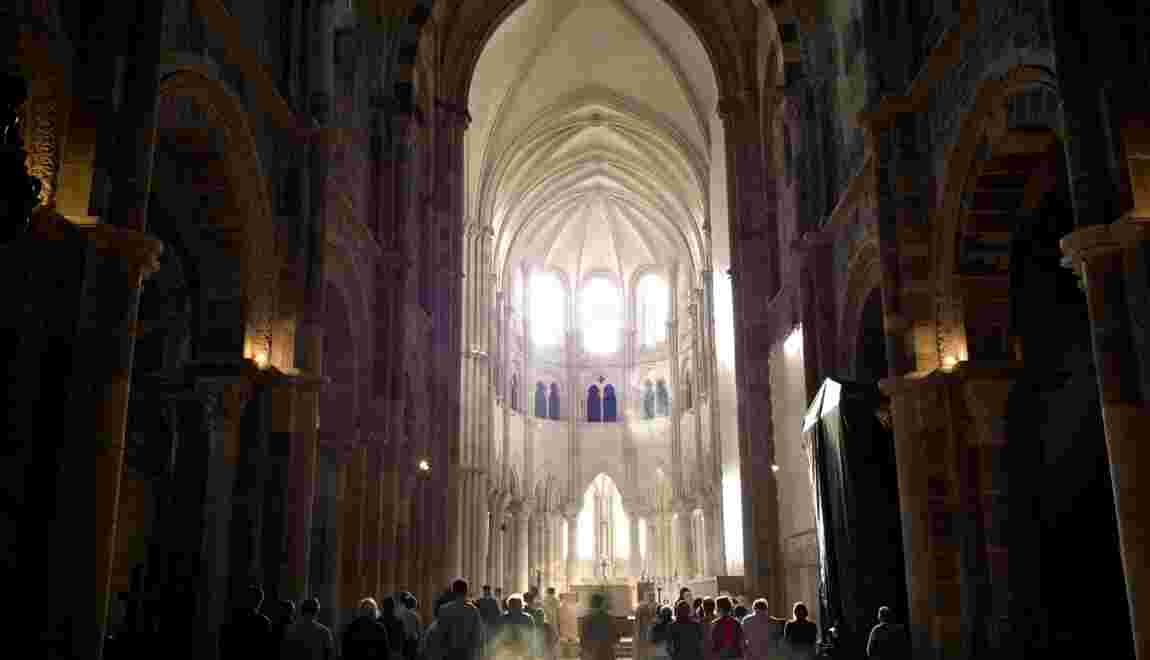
[535,381,547,418]
[587,385,602,422]
[603,384,618,422]
[549,382,561,420]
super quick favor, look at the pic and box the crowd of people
[636,589,908,660]
[219,579,566,660]
[218,581,906,660]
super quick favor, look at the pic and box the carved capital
[78,222,164,277]
[1061,220,1150,274]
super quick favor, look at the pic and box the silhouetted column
[282,376,323,601]
[45,224,162,660]
[1063,220,1150,660]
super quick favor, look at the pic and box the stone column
[199,378,253,656]
[489,493,507,591]
[340,443,368,612]
[1063,220,1150,660]
[565,510,580,589]
[513,500,532,594]
[43,224,162,660]
[628,513,642,578]
[701,270,726,574]
[279,375,323,601]
[881,371,966,660]
[675,504,694,581]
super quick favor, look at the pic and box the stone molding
[75,219,164,277]
[1061,220,1150,273]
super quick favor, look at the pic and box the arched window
[656,379,670,417]
[642,380,655,420]
[535,382,547,418]
[587,385,602,422]
[549,383,561,420]
[511,374,519,412]
[603,385,618,422]
[637,273,668,348]
[581,276,622,354]
[531,271,565,348]
[682,370,693,411]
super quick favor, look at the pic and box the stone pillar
[675,504,694,581]
[340,443,367,612]
[565,511,579,589]
[719,96,782,602]
[278,375,323,602]
[513,501,532,594]
[42,224,162,660]
[1063,220,1150,660]
[628,514,642,578]
[199,379,253,656]
[701,270,726,575]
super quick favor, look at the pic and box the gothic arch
[156,68,280,365]
[416,1,750,113]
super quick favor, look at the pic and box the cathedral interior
[3,1,1148,659]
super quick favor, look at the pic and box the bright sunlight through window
[581,277,622,354]
[637,273,668,347]
[531,272,565,347]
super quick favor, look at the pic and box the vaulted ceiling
[467,0,719,287]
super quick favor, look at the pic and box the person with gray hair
[865,607,908,660]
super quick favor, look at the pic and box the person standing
[497,594,537,660]
[740,600,782,660]
[711,597,744,660]
[281,598,335,660]
[667,601,705,660]
[219,584,272,660]
[399,592,423,660]
[635,591,660,660]
[866,607,908,660]
[432,579,485,660]
[478,586,502,630]
[343,598,391,660]
[543,588,561,641]
[580,593,620,660]
[782,603,817,660]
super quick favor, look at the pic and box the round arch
[156,68,279,366]
[932,65,1063,365]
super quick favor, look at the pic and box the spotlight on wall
[942,355,958,370]
[417,459,431,473]
[771,464,780,473]
[253,351,269,369]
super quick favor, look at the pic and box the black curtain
[804,379,908,659]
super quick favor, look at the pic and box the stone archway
[156,68,280,366]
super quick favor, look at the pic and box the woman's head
[792,602,808,620]
[877,606,892,623]
[753,599,768,613]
